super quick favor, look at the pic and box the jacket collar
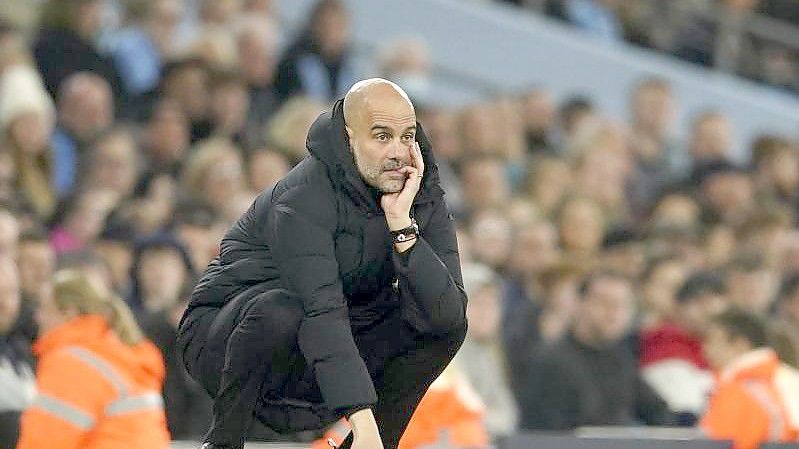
[305,99,444,213]
[34,314,109,356]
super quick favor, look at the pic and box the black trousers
[182,286,466,449]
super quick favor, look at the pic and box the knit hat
[0,64,55,136]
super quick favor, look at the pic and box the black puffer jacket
[181,99,467,417]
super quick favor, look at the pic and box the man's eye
[376,134,389,141]
[402,134,414,142]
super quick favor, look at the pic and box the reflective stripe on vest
[106,391,164,416]
[33,393,95,430]
[65,347,129,395]
[742,380,785,441]
[63,346,164,418]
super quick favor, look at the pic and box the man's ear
[345,125,354,140]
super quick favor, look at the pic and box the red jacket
[17,315,170,449]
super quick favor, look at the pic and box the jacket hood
[35,314,165,389]
[305,98,444,212]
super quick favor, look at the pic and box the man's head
[462,263,501,341]
[0,257,20,335]
[630,77,674,137]
[689,111,732,163]
[574,271,634,346]
[18,229,55,299]
[344,78,417,193]
[703,308,770,371]
[676,271,728,334]
[57,72,113,145]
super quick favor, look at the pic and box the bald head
[343,78,418,192]
[344,78,414,130]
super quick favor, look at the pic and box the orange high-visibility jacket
[16,315,170,449]
[701,348,799,449]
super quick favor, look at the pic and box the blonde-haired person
[17,269,170,449]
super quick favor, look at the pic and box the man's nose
[387,138,410,161]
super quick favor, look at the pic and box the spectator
[556,196,606,271]
[17,229,55,336]
[639,254,691,329]
[626,78,682,217]
[726,253,780,316]
[418,107,464,215]
[0,258,35,448]
[180,137,251,224]
[16,269,170,449]
[159,58,212,143]
[141,98,191,180]
[396,365,490,449]
[207,71,251,147]
[502,218,559,341]
[49,188,116,255]
[84,127,141,202]
[518,271,672,430]
[93,220,135,297]
[454,263,519,439]
[139,279,212,439]
[467,209,513,273]
[701,308,799,449]
[460,156,511,214]
[751,135,799,208]
[51,73,114,197]
[235,17,280,148]
[274,0,359,103]
[640,271,727,420]
[0,63,56,220]
[525,156,573,217]
[129,233,194,315]
[247,147,290,193]
[521,88,557,156]
[110,0,182,97]
[265,95,326,164]
[688,112,734,172]
[169,199,222,273]
[601,227,646,280]
[33,0,124,101]
[695,161,755,227]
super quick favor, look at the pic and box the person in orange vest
[701,308,799,449]
[16,269,170,449]
[313,365,489,449]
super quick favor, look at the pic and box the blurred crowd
[493,0,799,95]
[0,0,799,448]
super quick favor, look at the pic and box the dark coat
[179,99,466,418]
[516,333,673,431]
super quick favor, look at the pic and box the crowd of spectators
[492,0,799,95]
[0,0,799,448]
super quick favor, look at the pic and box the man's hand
[349,408,384,449]
[381,142,424,229]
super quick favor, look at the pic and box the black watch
[391,218,419,244]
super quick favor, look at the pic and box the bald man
[178,79,467,449]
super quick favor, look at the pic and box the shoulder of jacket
[271,160,338,218]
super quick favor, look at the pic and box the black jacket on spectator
[33,28,124,101]
[179,99,466,429]
[517,333,673,431]
[139,311,212,439]
[0,327,35,448]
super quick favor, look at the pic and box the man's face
[580,277,634,344]
[703,323,745,370]
[347,95,416,193]
[0,259,21,335]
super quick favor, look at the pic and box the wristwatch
[391,218,419,244]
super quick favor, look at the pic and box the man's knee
[242,289,304,345]
[442,320,467,356]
